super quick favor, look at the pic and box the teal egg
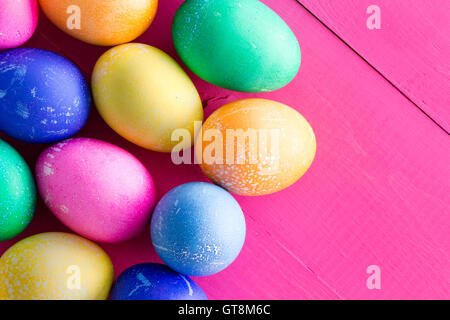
[0,139,36,241]
[172,0,301,92]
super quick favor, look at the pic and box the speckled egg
[0,139,36,241]
[92,43,203,152]
[195,99,316,196]
[36,138,156,243]
[0,0,38,50]
[39,0,158,46]
[110,263,208,300]
[172,0,301,92]
[0,232,114,300]
[0,48,91,144]
[151,182,246,277]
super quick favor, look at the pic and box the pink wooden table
[1,0,449,299]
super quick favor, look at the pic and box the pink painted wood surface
[0,0,449,299]
[298,0,450,133]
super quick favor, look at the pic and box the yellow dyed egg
[0,232,114,300]
[195,99,316,196]
[39,0,158,46]
[92,43,203,152]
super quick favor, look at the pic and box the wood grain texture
[0,0,449,299]
[298,0,450,133]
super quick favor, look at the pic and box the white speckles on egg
[15,102,30,119]
[42,162,54,177]
[35,138,156,243]
[0,48,91,143]
[0,232,114,300]
[91,43,203,152]
[44,192,52,206]
[73,96,80,107]
[151,182,245,276]
[179,275,194,296]
[196,99,316,196]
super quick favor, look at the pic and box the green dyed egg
[172,0,301,93]
[0,139,36,241]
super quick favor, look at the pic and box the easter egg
[195,99,316,196]
[151,182,246,277]
[39,0,158,46]
[0,139,36,241]
[0,232,114,300]
[92,43,203,152]
[0,0,38,50]
[110,263,208,300]
[0,48,91,144]
[172,0,301,92]
[36,138,156,243]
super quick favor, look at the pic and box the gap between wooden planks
[296,0,450,134]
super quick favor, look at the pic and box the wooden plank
[0,0,449,299]
[297,0,450,133]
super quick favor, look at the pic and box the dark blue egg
[151,182,246,277]
[0,48,91,143]
[110,263,208,300]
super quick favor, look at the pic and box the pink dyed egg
[36,138,156,243]
[0,0,38,50]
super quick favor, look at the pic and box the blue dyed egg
[0,48,91,143]
[151,182,246,277]
[110,263,208,300]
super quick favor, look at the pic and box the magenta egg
[0,0,38,50]
[36,138,156,243]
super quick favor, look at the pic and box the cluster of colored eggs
[0,0,316,300]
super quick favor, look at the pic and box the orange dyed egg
[195,99,316,196]
[39,0,158,46]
